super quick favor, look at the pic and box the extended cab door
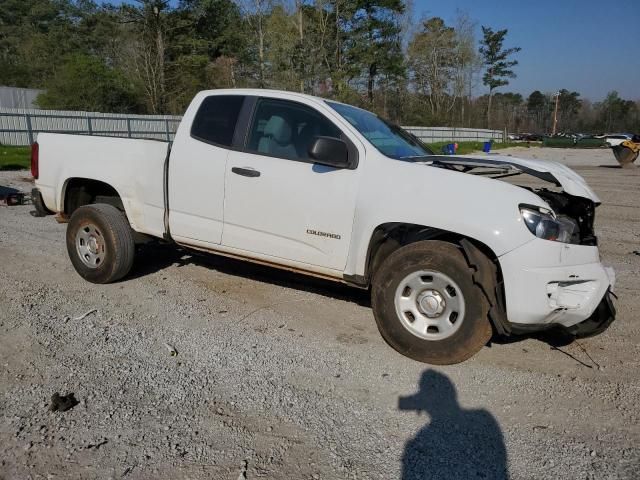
[168,94,245,245]
[222,97,360,271]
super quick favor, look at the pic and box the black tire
[371,240,492,365]
[31,188,53,217]
[66,204,135,284]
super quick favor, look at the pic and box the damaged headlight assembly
[520,205,577,243]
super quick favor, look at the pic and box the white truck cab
[31,89,616,364]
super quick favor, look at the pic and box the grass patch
[542,137,606,148]
[0,145,31,170]
[426,141,532,155]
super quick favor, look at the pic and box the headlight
[520,206,576,243]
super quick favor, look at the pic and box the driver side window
[246,99,341,161]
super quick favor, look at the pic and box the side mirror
[308,136,351,169]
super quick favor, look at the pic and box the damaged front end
[527,189,597,246]
[428,153,616,338]
[430,154,601,246]
[429,153,601,203]
[562,289,616,338]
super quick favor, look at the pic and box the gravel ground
[1,147,639,479]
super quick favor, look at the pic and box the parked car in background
[603,134,633,147]
[521,133,544,142]
[30,89,616,365]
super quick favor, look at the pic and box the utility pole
[552,91,560,135]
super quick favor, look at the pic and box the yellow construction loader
[612,136,640,168]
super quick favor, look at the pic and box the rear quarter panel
[35,133,168,237]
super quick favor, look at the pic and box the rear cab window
[191,95,245,147]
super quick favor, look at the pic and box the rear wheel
[371,240,492,364]
[66,204,135,284]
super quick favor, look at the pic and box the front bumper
[561,289,616,337]
[499,239,615,330]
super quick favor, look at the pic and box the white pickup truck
[31,89,616,364]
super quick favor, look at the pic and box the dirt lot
[1,147,639,479]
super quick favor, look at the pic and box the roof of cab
[196,88,374,115]
[199,88,324,103]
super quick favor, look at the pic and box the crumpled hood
[431,153,600,203]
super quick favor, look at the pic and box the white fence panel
[1,107,503,146]
[403,126,504,144]
[0,108,182,145]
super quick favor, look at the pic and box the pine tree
[479,26,520,128]
[345,0,405,104]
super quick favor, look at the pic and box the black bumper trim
[561,289,616,338]
[509,289,616,338]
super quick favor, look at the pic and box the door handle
[232,167,261,178]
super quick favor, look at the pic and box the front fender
[344,156,547,277]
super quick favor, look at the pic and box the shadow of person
[399,370,508,479]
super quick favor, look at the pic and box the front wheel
[371,240,492,364]
[66,204,135,284]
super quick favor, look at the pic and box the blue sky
[102,0,639,101]
[417,0,639,101]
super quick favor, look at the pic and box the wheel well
[63,178,124,216]
[363,222,510,335]
[365,223,496,280]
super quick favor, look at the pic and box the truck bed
[36,133,169,238]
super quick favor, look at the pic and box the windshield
[327,101,433,159]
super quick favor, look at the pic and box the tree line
[1,0,637,133]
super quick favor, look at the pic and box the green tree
[36,54,140,112]
[493,91,523,132]
[262,4,299,90]
[557,89,581,131]
[527,90,546,113]
[120,0,172,114]
[76,3,128,68]
[479,26,520,128]
[0,0,87,88]
[182,0,246,59]
[597,91,638,132]
[527,90,548,131]
[453,11,480,127]
[239,0,272,88]
[168,0,248,111]
[407,17,457,122]
[344,0,405,104]
[291,1,339,94]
